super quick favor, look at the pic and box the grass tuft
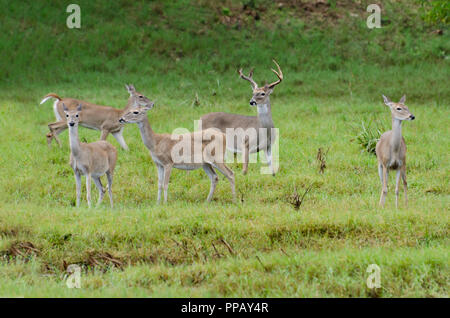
[352,120,387,155]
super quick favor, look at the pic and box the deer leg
[242,136,249,175]
[100,130,109,140]
[93,176,105,207]
[378,164,383,185]
[106,171,114,208]
[395,169,401,209]
[163,164,173,204]
[47,121,67,147]
[203,164,218,202]
[86,173,92,208]
[401,166,408,207]
[52,129,64,147]
[46,123,57,147]
[112,128,129,151]
[266,144,275,176]
[74,171,81,207]
[156,164,164,204]
[379,166,388,207]
[46,132,54,147]
[212,163,236,203]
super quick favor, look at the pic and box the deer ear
[382,95,392,106]
[62,103,68,111]
[125,84,136,95]
[126,84,136,94]
[77,103,82,111]
[399,95,406,104]
[143,102,154,110]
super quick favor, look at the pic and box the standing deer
[65,103,118,208]
[40,84,145,150]
[119,89,236,204]
[200,59,283,176]
[376,95,415,208]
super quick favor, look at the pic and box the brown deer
[40,84,145,150]
[376,95,415,208]
[64,103,118,208]
[199,59,283,176]
[119,88,236,204]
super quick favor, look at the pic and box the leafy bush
[353,120,387,155]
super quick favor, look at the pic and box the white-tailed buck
[200,59,283,176]
[376,95,415,208]
[65,103,118,208]
[119,88,236,204]
[40,84,148,150]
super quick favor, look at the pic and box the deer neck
[256,98,274,128]
[68,125,81,157]
[390,117,403,151]
[137,117,156,152]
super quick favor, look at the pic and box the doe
[376,95,415,208]
[119,86,236,204]
[40,84,142,150]
[65,103,118,208]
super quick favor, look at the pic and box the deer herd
[39,60,415,209]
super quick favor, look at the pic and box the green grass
[0,0,449,297]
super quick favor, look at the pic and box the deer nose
[249,100,257,106]
[410,115,415,120]
[119,118,125,123]
[69,122,75,127]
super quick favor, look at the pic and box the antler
[238,68,258,89]
[267,59,283,89]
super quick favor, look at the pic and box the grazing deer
[40,84,145,150]
[200,59,283,176]
[119,90,236,204]
[65,103,118,208]
[376,95,415,208]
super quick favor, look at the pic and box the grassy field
[0,0,449,297]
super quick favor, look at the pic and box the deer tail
[40,93,62,105]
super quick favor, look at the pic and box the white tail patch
[53,100,62,121]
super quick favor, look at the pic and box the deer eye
[76,114,79,117]
[261,93,265,96]
[139,96,143,98]
[66,114,69,118]
[396,107,402,111]
[133,111,139,114]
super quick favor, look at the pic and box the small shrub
[316,147,330,173]
[288,184,313,211]
[353,120,387,155]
